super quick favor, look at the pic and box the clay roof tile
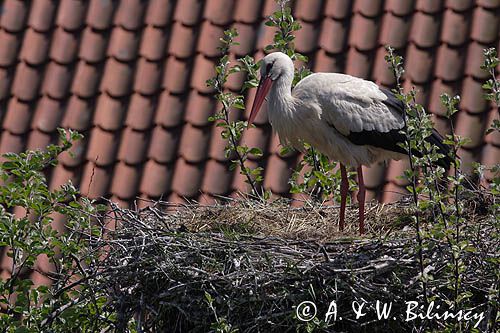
[139,160,173,197]
[41,62,72,99]
[107,28,140,62]
[71,61,101,98]
[385,0,416,16]
[27,0,57,32]
[173,0,204,26]
[94,93,127,131]
[79,28,108,63]
[155,91,186,128]
[168,21,197,58]
[234,0,263,23]
[162,56,192,94]
[117,127,150,165]
[99,59,134,97]
[354,0,384,17]
[0,0,28,32]
[147,125,180,163]
[145,0,174,27]
[31,96,63,132]
[61,95,94,131]
[86,127,120,166]
[133,59,162,95]
[294,0,324,22]
[114,0,146,31]
[49,27,79,64]
[348,14,380,51]
[86,0,115,30]
[324,0,353,19]
[125,93,156,131]
[203,0,235,26]
[0,30,21,67]
[80,163,112,199]
[171,157,204,198]
[470,6,499,44]
[3,98,32,134]
[201,160,233,195]
[178,123,211,163]
[19,28,50,66]
[139,26,168,61]
[55,0,86,31]
[12,62,42,101]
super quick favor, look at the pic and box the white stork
[248,52,451,234]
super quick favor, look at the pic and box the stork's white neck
[268,74,295,119]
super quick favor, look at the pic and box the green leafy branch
[207,29,263,197]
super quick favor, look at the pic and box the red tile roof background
[0,0,498,208]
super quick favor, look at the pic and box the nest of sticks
[90,197,498,332]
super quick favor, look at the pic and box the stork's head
[248,52,294,126]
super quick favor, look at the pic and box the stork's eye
[266,63,273,74]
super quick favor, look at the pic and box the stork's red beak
[248,76,273,127]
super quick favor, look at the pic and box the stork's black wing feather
[330,88,454,168]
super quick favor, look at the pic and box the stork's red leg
[357,166,366,234]
[339,164,348,231]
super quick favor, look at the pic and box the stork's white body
[268,72,406,167]
[248,52,449,234]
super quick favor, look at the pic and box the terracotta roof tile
[457,146,481,174]
[12,62,42,101]
[139,26,168,61]
[0,67,13,101]
[447,0,475,11]
[470,6,499,44]
[32,96,63,132]
[477,0,500,9]
[114,0,147,31]
[313,49,345,73]
[50,27,79,64]
[454,111,487,149]
[198,21,225,57]
[174,0,204,26]
[385,0,416,16]
[485,109,500,147]
[55,0,86,31]
[145,0,174,27]
[465,41,492,79]
[381,181,408,203]
[107,28,140,62]
[86,127,120,166]
[80,163,112,199]
[354,0,384,17]
[201,159,233,195]
[240,125,271,160]
[295,21,320,54]
[155,91,185,128]
[324,0,353,19]
[86,0,115,30]
[125,94,156,131]
[481,143,500,181]
[441,9,471,47]
[403,80,430,106]
[379,13,412,49]
[184,90,216,126]
[79,28,108,63]
[428,79,461,116]
[294,0,324,22]
[416,0,444,13]
[0,131,25,156]
[410,12,441,48]
[435,44,466,81]
[133,59,162,95]
[62,95,95,131]
[0,0,28,32]
[362,163,386,189]
[348,14,380,51]
[118,128,149,165]
[111,162,141,199]
[168,21,197,58]
[41,62,72,99]
[373,47,396,86]
[162,56,191,94]
[71,61,101,98]
[99,59,133,97]
[190,55,216,93]
[263,154,294,194]
[256,22,277,50]
[171,157,204,198]
[3,98,32,134]
[231,159,260,193]
[209,125,231,162]
[19,28,50,65]
[405,44,435,84]
[26,129,53,150]
[460,77,490,113]
[139,159,173,197]
[0,29,20,66]
[261,0,279,17]
[225,61,246,91]
[203,0,235,26]
[49,164,81,190]
[318,18,348,54]
[345,47,372,78]
[147,125,180,163]
[58,136,87,167]
[94,94,127,131]
[27,0,57,32]
[178,124,211,163]
[234,0,263,23]
[430,113,452,137]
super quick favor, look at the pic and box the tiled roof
[0,0,498,208]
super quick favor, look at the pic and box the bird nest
[91,197,498,332]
